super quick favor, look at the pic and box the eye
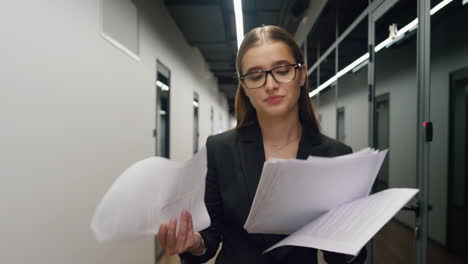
[246,73,263,81]
[275,67,291,75]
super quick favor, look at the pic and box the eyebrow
[244,59,295,74]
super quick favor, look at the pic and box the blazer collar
[238,123,323,204]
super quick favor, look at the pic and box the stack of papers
[244,148,418,256]
[91,147,418,257]
[90,148,210,242]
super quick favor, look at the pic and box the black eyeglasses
[239,63,302,89]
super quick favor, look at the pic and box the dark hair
[234,25,320,133]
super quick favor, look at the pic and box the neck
[257,108,302,144]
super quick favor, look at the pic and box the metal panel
[256,0,284,10]
[198,43,234,61]
[294,0,328,46]
[168,5,226,42]
[255,12,280,26]
[209,62,234,71]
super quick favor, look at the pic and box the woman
[157,25,367,264]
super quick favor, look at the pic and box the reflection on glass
[312,51,336,138]
[156,71,170,159]
[306,0,466,263]
[193,92,199,154]
[335,17,368,151]
[429,1,468,263]
[371,1,418,263]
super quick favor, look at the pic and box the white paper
[90,148,210,242]
[244,149,388,234]
[264,188,418,256]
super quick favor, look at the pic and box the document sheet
[264,188,418,256]
[244,148,388,234]
[91,148,210,242]
[243,148,418,256]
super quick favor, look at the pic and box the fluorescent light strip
[233,0,244,49]
[399,18,418,34]
[310,75,338,97]
[337,53,370,78]
[374,38,392,52]
[431,0,453,15]
[156,80,169,91]
[375,18,417,53]
[309,0,453,98]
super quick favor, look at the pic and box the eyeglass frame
[239,63,303,89]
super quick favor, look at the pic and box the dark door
[447,67,468,259]
[374,94,390,192]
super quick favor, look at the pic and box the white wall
[0,1,229,264]
[336,70,369,151]
[315,8,468,245]
[317,87,337,138]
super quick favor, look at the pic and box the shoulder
[205,127,246,157]
[206,128,240,148]
[204,128,249,169]
[206,124,258,147]
[316,133,353,156]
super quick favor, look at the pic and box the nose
[264,72,279,92]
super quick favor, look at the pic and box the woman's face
[240,41,306,120]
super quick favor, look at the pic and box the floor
[373,220,465,264]
[155,221,465,264]
[156,251,326,264]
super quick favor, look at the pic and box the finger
[157,224,168,249]
[176,211,189,253]
[166,218,177,255]
[185,212,197,249]
[187,211,194,235]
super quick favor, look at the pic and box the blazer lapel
[238,124,265,204]
[296,126,323,160]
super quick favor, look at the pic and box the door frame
[155,59,171,159]
[367,1,431,263]
[374,93,390,192]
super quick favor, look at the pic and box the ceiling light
[156,80,169,91]
[233,0,244,49]
[430,0,453,15]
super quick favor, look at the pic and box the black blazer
[181,124,367,264]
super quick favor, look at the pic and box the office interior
[0,0,466,264]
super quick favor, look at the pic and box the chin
[261,105,294,118]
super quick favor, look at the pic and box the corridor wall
[0,0,229,264]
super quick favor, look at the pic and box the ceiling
[163,0,377,113]
[161,0,456,114]
[164,0,310,112]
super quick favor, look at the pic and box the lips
[265,95,284,104]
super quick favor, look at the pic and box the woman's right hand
[157,210,205,256]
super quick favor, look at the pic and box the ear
[240,82,250,97]
[299,64,307,87]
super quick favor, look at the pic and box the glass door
[155,60,171,159]
[429,1,468,263]
[154,60,171,262]
[368,0,423,263]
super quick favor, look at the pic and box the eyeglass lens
[243,65,296,89]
